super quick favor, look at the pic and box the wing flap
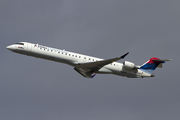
[74,67,95,78]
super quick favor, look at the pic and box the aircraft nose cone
[6,45,15,50]
[6,45,11,50]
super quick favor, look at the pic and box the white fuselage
[7,42,152,78]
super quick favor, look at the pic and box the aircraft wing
[74,67,96,78]
[74,52,129,78]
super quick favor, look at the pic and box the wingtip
[120,52,129,59]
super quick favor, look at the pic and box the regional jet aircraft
[7,42,172,78]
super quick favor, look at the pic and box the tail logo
[140,57,164,74]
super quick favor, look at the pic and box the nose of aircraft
[6,45,11,50]
[6,45,15,51]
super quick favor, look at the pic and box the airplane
[6,42,172,78]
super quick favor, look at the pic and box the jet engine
[123,61,139,69]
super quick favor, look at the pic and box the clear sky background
[1,0,180,120]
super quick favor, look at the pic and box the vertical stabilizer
[140,57,165,74]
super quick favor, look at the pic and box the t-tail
[139,57,172,74]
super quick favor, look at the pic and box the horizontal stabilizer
[152,59,173,62]
[155,59,172,68]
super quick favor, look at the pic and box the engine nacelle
[123,61,138,69]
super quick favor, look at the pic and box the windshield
[15,43,24,45]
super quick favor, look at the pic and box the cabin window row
[37,46,117,66]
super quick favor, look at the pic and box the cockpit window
[15,43,24,45]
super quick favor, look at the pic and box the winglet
[120,52,129,59]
